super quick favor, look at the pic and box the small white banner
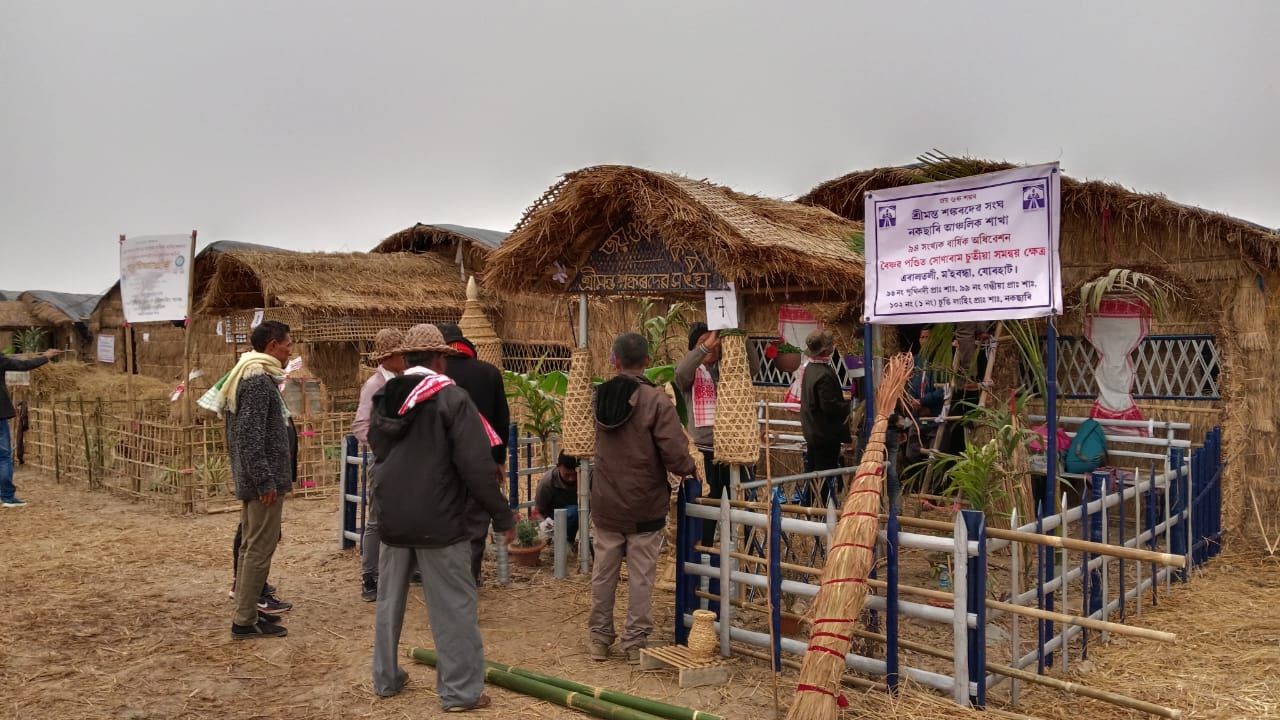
[96,334,115,364]
[864,163,1062,325]
[119,234,192,324]
[704,282,739,331]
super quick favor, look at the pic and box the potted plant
[507,511,546,567]
[765,338,804,374]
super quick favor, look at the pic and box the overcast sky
[3,1,1277,294]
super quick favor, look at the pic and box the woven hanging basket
[713,333,760,465]
[559,347,595,458]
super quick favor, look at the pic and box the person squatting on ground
[674,322,732,546]
[534,452,580,546]
[367,324,514,712]
[352,328,407,602]
[798,329,852,504]
[1,347,60,508]
[590,333,697,664]
[216,321,295,639]
[436,322,511,586]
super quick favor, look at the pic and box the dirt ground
[1,469,1277,720]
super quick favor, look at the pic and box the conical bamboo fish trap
[458,276,504,369]
[713,333,760,465]
[786,353,914,720]
[560,346,595,457]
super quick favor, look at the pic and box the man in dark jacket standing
[368,324,514,713]
[590,333,697,664]
[436,323,510,585]
[1,347,61,507]
[799,330,852,504]
[222,321,294,639]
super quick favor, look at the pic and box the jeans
[0,420,15,502]
[560,504,580,545]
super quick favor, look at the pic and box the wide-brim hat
[804,329,835,358]
[369,328,406,361]
[398,323,459,355]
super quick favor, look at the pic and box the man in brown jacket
[589,333,697,663]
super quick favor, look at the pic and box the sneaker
[231,620,288,639]
[1,499,27,508]
[258,610,282,624]
[361,574,377,602]
[257,593,293,613]
[445,694,491,712]
[626,647,643,665]
[589,641,610,661]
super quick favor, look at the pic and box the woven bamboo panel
[559,347,595,457]
[713,334,759,464]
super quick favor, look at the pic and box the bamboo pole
[884,514,1186,568]
[408,648,673,720]
[52,406,61,483]
[848,628,1183,719]
[469,653,725,720]
[77,396,94,489]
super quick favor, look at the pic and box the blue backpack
[1064,418,1107,474]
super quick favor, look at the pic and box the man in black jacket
[1,347,61,507]
[799,330,852,504]
[368,324,514,712]
[436,323,511,585]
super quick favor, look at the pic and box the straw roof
[373,223,508,254]
[483,165,865,299]
[799,153,1280,267]
[195,242,479,314]
[18,290,102,326]
[0,300,46,329]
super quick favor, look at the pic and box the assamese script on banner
[863,163,1062,325]
[119,235,192,324]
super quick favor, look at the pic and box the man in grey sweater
[224,321,295,639]
[1,347,61,507]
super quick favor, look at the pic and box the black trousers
[699,450,732,547]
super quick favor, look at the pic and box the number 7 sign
[704,283,739,331]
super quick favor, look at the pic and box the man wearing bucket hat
[368,324,514,712]
[799,329,852,504]
[352,328,407,602]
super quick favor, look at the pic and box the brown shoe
[590,641,610,661]
[626,647,642,665]
[445,693,492,712]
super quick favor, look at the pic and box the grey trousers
[372,541,486,710]
[233,497,284,627]
[588,528,663,651]
[362,475,380,578]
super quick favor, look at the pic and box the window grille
[1024,335,1221,400]
[501,343,572,375]
[748,336,862,389]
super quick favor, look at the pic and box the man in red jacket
[589,333,697,664]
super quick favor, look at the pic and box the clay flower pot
[507,539,546,568]
[773,352,802,374]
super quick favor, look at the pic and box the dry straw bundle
[713,333,760,464]
[559,347,595,457]
[786,353,914,720]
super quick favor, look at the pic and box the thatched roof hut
[196,242,479,323]
[191,240,484,407]
[16,290,102,357]
[799,153,1280,545]
[486,165,865,300]
[484,165,866,384]
[373,223,507,279]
